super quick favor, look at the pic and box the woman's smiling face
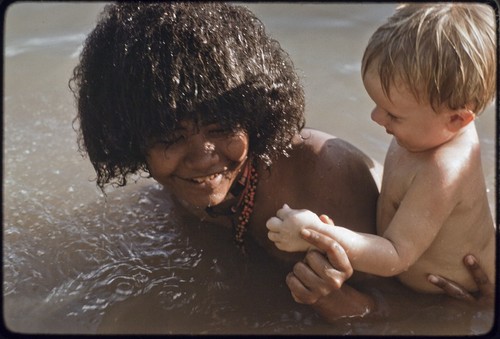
[146,120,249,208]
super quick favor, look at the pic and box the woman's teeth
[191,173,221,183]
[189,167,229,183]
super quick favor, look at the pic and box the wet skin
[144,120,492,321]
[146,120,380,259]
[146,120,250,210]
[146,121,382,320]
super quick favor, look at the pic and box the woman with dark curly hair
[69,2,487,324]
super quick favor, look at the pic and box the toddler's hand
[266,204,322,252]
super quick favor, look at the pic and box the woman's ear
[447,109,475,132]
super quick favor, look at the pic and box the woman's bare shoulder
[291,128,381,186]
[286,128,379,232]
[294,128,368,157]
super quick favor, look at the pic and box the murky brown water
[3,2,496,335]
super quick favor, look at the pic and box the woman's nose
[184,133,218,170]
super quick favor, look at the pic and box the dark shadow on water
[4,181,495,335]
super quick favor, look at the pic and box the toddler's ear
[447,109,475,132]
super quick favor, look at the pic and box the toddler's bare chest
[377,150,423,230]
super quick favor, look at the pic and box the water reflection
[3,2,496,335]
[4,181,494,335]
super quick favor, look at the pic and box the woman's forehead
[171,116,237,130]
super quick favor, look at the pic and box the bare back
[378,124,495,293]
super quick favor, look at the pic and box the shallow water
[3,2,497,335]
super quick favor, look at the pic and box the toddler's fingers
[266,216,282,231]
[267,230,280,243]
[276,204,293,220]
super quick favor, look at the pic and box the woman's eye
[157,133,185,147]
[161,137,180,146]
[206,125,233,137]
[210,128,230,136]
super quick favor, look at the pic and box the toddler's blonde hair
[362,3,496,114]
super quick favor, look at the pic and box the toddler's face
[363,69,456,153]
[145,120,249,208]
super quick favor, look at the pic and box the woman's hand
[286,230,353,304]
[286,215,375,321]
[428,254,494,306]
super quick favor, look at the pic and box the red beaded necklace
[205,158,258,252]
[232,159,258,251]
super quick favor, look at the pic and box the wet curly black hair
[70,2,305,190]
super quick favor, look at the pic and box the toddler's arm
[302,162,463,277]
[266,203,440,277]
[266,204,328,252]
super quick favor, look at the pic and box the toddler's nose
[370,107,386,127]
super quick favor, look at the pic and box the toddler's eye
[387,112,399,121]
